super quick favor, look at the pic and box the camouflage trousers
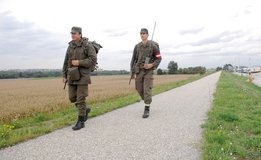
[68,84,88,116]
[135,69,153,104]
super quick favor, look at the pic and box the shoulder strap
[149,40,159,55]
[147,41,154,57]
[81,39,91,57]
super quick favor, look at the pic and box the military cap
[71,26,82,34]
[140,28,149,34]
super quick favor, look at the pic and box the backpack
[83,38,103,72]
[90,41,103,54]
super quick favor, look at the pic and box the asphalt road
[0,72,221,160]
[253,72,261,86]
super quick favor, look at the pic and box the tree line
[0,70,62,79]
[0,61,207,79]
[157,61,206,75]
[0,69,130,79]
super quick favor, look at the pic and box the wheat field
[0,74,195,123]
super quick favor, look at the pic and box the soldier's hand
[144,64,154,69]
[63,77,67,83]
[71,60,80,66]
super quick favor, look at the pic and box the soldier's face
[71,32,82,41]
[140,32,149,41]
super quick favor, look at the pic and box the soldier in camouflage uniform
[62,27,97,130]
[130,28,162,118]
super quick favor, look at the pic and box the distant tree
[0,70,63,79]
[216,67,222,71]
[198,67,206,75]
[157,68,163,75]
[223,64,233,71]
[93,70,130,76]
[177,68,183,74]
[175,66,206,74]
[168,61,178,74]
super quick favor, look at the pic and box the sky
[0,0,261,70]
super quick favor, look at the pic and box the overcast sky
[0,0,261,70]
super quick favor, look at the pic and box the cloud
[0,11,66,56]
[159,26,261,68]
[103,28,128,37]
[0,11,67,69]
[190,31,246,46]
[179,27,204,35]
[98,49,133,70]
[0,0,261,70]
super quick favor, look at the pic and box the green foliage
[0,70,62,79]
[0,124,15,145]
[203,71,261,160]
[216,67,223,71]
[157,68,167,75]
[157,68,164,75]
[0,69,130,79]
[223,64,233,71]
[167,61,178,74]
[94,70,129,76]
[177,66,206,74]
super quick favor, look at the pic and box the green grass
[202,71,261,160]
[0,72,212,149]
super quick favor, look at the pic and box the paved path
[0,72,221,160]
[253,72,261,86]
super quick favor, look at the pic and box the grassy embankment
[203,72,261,160]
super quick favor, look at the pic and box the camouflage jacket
[130,40,162,73]
[62,37,97,85]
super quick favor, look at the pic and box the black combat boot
[72,116,85,131]
[142,106,150,118]
[84,108,91,122]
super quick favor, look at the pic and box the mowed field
[0,74,196,123]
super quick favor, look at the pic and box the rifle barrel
[151,21,157,40]
[63,82,67,89]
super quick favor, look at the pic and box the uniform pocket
[68,67,81,81]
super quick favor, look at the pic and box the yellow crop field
[0,74,195,123]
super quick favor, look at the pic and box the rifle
[129,61,137,85]
[63,79,68,89]
[151,21,157,40]
[129,21,157,85]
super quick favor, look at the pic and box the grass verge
[202,71,261,160]
[0,72,212,149]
